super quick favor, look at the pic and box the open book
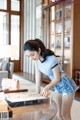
[4,91,48,107]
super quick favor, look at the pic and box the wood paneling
[12,60,20,72]
[72,0,80,77]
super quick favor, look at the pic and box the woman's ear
[38,48,41,54]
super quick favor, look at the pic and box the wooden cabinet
[42,0,80,78]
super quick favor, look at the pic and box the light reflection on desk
[9,100,57,120]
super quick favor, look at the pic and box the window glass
[11,0,20,11]
[0,0,7,10]
[0,12,9,45]
[11,15,20,59]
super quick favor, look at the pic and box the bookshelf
[42,0,72,76]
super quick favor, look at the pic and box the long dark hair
[24,38,57,61]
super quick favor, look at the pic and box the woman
[24,38,77,120]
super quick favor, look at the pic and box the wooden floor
[13,72,80,101]
[75,90,80,99]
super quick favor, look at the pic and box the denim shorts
[53,75,77,94]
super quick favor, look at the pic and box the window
[0,0,21,60]
[11,0,20,11]
[11,15,20,58]
[0,12,9,44]
[0,0,7,10]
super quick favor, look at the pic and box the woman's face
[25,50,40,60]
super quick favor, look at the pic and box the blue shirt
[37,55,77,94]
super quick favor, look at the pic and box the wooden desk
[0,78,57,120]
[10,99,57,120]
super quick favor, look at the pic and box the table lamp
[0,45,18,59]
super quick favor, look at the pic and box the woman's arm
[46,65,61,89]
[34,61,41,93]
[41,65,61,96]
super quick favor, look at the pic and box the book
[0,99,13,119]
[4,91,48,107]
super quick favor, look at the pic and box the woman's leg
[53,93,62,120]
[62,93,75,120]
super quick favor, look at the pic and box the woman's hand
[41,86,50,97]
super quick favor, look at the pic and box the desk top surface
[11,99,57,120]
